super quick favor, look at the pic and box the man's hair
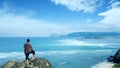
[27,39,30,42]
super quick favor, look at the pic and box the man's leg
[25,53,29,64]
[30,50,36,58]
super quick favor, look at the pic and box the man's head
[27,39,30,42]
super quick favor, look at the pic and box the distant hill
[59,32,120,39]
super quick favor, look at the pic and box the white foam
[58,39,106,46]
[0,52,24,59]
[36,50,81,55]
[59,61,67,66]
[0,51,80,59]
[0,50,114,59]
[92,61,114,68]
[38,50,112,55]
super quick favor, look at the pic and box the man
[24,39,36,64]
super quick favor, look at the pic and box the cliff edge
[0,58,53,68]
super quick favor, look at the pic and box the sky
[0,0,120,37]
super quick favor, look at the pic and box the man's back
[24,43,32,54]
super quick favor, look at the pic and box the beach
[92,61,114,68]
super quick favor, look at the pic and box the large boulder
[107,49,120,63]
[0,58,53,68]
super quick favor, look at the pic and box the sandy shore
[92,61,114,68]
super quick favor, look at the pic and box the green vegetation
[112,63,120,68]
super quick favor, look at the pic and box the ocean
[0,37,119,68]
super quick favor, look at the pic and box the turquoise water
[0,37,119,68]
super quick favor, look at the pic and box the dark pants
[25,50,35,60]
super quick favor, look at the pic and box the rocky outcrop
[107,49,120,63]
[0,58,53,68]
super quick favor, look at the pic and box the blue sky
[0,0,120,37]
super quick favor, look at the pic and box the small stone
[46,63,49,66]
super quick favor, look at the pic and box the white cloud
[109,0,119,4]
[99,1,120,31]
[86,19,92,23]
[0,2,71,37]
[0,12,109,37]
[0,1,36,17]
[51,0,103,13]
[111,1,120,8]
[0,13,72,37]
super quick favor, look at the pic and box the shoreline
[92,61,114,68]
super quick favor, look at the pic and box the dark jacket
[24,43,33,54]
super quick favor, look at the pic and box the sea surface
[0,37,120,68]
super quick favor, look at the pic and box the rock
[107,49,120,63]
[0,58,53,68]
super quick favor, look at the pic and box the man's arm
[24,44,26,54]
[30,44,33,50]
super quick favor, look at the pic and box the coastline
[92,61,114,68]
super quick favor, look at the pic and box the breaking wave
[0,50,115,59]
[58,39,107,46]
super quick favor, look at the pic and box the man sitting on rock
[24,39,36,64]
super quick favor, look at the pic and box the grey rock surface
[0,58,53,68]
